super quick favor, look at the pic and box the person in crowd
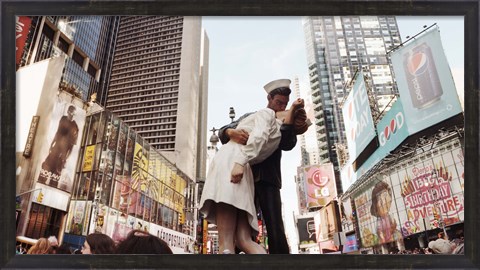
[428,231,454,254]
[115,229,173,254]
[53,243,73,254]
[81,232,116,254]
[27,238,53,254]
[200,79,308,254]
[47,236,59,253]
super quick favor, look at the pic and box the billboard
[315,202,339,242]
[390,27,463,135]
[16,16,32,67]
[353,143,464,247]
[354,177,403,247]
[36,100,86,192]
[340,197,355,233]
[296,166,308,211]
[297,215,317,247]
[300,164,337,208]
[342,234,359,253]
[341,100,409,193]
[341,71,377,161]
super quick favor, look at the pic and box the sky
[202,16,464,254]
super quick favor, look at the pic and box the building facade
[16,16,119,106]
[338,26,464,254]
[302,16,402,192]
[63,110,195,252]
[15,57,196,252]
[105,16,209,181]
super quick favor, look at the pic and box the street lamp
[229,107,236,122]
[209,127,219,148]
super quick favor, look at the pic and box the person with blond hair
[27,238,53,254]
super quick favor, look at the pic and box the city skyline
[203,16,464,254]
[13,14,465,255]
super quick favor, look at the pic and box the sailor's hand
[227,129,249,145]
[231,163,244,183]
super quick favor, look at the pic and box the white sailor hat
[263,79,291,94]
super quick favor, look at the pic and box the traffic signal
[178,212,184,224]
[37,191,44,203]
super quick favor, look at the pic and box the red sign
[16,16,32,66]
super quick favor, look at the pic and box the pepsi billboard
[362,100,409,170]
[390,27,463,135]
[341,100,409,192]
[341,71,377,162]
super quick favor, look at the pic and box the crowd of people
[387,231,465,255]
[19,230,173,255]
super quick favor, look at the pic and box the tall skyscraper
[302,16,402,191]
[106,16,208,180]
[293,76,320,167]
[18,16,119,106]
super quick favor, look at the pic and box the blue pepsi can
[403,42,443,109]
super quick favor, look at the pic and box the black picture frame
[1,0,478,269]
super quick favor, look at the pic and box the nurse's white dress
[199,108,282,233]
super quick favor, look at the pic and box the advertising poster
[132,142,149,192]
[354,180,402,248]
[340,160,357,195]
[390,27,463,135]
[341,71,377,161]
[16,16,32,66]
[317,203,338,241]
[68,200,86,235]
[297,216,317,247]
[112,221,132,242]
[340,198,355,233]
[147,174,160,203]
[163,185,174,208]
[36,100,86,193]
[296,166,308,211]
[105,208,118,238]
[398,149,464,234]
[301,164,337,209]
[342,234,359,253]
[82,145,96,172]
[107,119,119,151]
[341,100,408,193]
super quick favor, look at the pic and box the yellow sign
[82,145,96,171]
[23,116,40,157]
[37,191,44,203]
[132,143,149,191]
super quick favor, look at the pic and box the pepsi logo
[379,112,404,146]
[407,52,428,76]
[383,119,397,140]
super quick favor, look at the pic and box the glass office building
[17,16,119,106]
[63,110,196,251]
[302,16,402,192]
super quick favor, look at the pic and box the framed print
[2,0,478,269]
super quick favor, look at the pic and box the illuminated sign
[23,116,40,157]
